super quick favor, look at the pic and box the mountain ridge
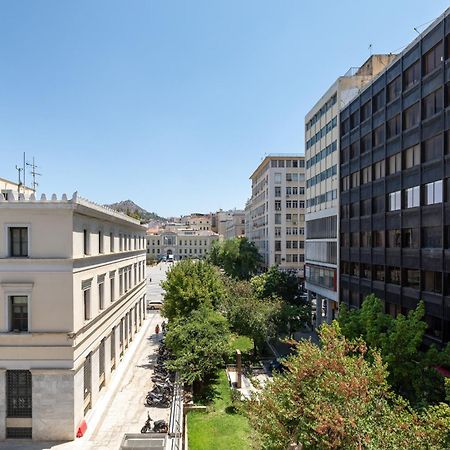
[105,199,165,223]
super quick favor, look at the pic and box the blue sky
[1,0,448,217]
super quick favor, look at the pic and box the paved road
[0,262,171,450]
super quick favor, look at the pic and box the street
[0,262,171,450]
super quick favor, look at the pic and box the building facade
[339,9,450,345]
[1,177,34,200]
[0,192,147,440]
[305,54,396,324]
[224,211,245,240]
[246,155,306,276]
[146,228,219,261]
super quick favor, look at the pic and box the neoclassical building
[0,191,147,441]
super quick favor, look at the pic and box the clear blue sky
[1,0,448,217]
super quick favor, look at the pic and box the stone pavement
[0,263,171,450]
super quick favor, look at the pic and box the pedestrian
[155,324,160,335]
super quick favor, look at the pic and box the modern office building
[339,8,450,345]
[146,227,219,261]
[304,54,396,325]
[0,191,147,440]
[246,155,306,276]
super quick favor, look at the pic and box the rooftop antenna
[413,27,420,35]
[26,156,42,193]
[15,164,23,194]
[368,44,372,56]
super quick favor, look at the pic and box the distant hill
[105,200,165,223]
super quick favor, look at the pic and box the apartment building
[185,214,211,231]
[305,54,396,325]
[1,177,34,200]
[339,8,450,345]
[146,228,219,261]
[224,211,245,239]
[0,192,147,440]
[246,155,306,276]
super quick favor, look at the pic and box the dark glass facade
[339,12,450,346]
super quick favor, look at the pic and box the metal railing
[166,372,184,450]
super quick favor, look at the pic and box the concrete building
[146,228,219,261]
[224,211,245,240]
[339,8,450,345]
[185,214,211,231]
[246,155,306,276]
[0,191,147,441]
[1,177,34,200]
[304,54,396,325]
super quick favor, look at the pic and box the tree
[164,307,230,386]
[221,278,281,354]
[246,323,450,450]
[161,259,224,321]
[209,237,262,279]
[339,295,450,406]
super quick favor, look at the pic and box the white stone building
[146,228,219,261]
[246,155,306,276]
[304,55,396,325]
[223,211,245,240]
[1,177,34,200]
[0,192,147,441]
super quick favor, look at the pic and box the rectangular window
[404,61,420,90]
[423,271,442,293]
[9,227,28,257]
[403,102,420,130]
[361,231,372,247]
[425,180,443,205]
[84,289,91,321]
[373,196,385,214]
[387,267,401,285]
[7,370,32,418]
[387,229,401,247]
[98,282,104,310]
[275,227,281,237]
[361,133,371,153]
[373,160,385,180]
[274,173,282,184]
[275,241,281,251]
[422,226,442,248]
[402,228,419,248]
[84,229,89,255]
[423,134,443,162]
[388,191,401,211]
[275,214,281,225]
[388,153,401,175]
[405,186,420,208]
[110,232,114,252]
[423,42,443,76]
[423,89,443,119]
[361,166,372,184]
[404,144,420,168]
[387,114,401,139]
[10,296,28,332]
[404,269,420,289]
[361,199,371,216]
[372,125,384,147]
[98,231,103,254]
[373,265,385,281]
[351,171,360,188]
[373,90,385,112]
[110,277,115,302]
[361,101,371,122]
[275,186,281,197]
[275,200,281,211]
[387,76,401,102]
[373,230,385,247]
[342,176,350,191]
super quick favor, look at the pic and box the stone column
[31,369,75,441]
[90,347,100,407]
[104,335,112,385]
[0,369,6,440]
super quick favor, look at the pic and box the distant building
[184,213,211,231]
[146,227,219,261]
[0,176,34,200]
[304,54,396,325]
[246,155,306,276]
[224,211,245,239]
[0,192,147,440]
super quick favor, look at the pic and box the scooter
[141,413,169,434]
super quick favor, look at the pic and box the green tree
[164,307,230,387]
[161,259,224,321]
[246,323,450,450]
[221,278,281,354]
[209,237,262,279]
[339,295,449,406]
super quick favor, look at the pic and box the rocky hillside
[105,200,165,223]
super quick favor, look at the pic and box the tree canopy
[209,237,262,279]
[246,323,450,450]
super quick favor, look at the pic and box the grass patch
[188,371,251,450]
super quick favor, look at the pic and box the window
[350,202,359,218]
[387,267,401,285]
[351,263,360,277]
[423,42,443,76]
[387,229,401,247]
[110,232,114,252]
[361,101,371,122]
[341,176,350,191]
[403,103,420,130]
[275,241,281,252]
[373,160,385,180]
[341,204,349,219]
[351,171,360,188]
[275,227,281,237]
[402,228,419,248]
[361,231,371,247]
[361,133,371,153]
[341,232,350,247]
[350,142,359,159]
[7,370,32,418]
[110,275,115,302]
[388,153,401,175]
[387,114,401,139]
[275,186,281,197]
[84,289,91,321]
[98,231,103,254]
[274,173,281,184]
[373,265,385,281]
[350,111,359,129]
[9,227,28,257]
[275,214,281,225]
[422,226,442,248]
[275,200,281,211]
[404,61,420,90]
[84,229,90,255]
[404,270,420,289]
[387,76,401,102]
[372,125,384,147]
[425,180,443,205]
[373,230,385,247]
[361,264,371,279]
[404,144,420,168]
[373,196,385,214]
[373,90,385,112]
[423,134,442,162]
[361,199,371,216]
[361,166,372,184]
[423,271,442,293]
[98,280,104,310]
[351,232,360,247]
[405,186,420,208]
[10,296,28,332]
[388,191,401,211]
[423,89,443,119]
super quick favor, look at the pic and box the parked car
[147,300,163,310]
